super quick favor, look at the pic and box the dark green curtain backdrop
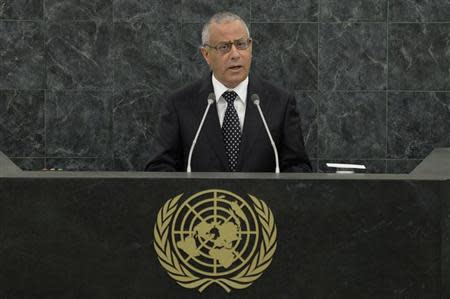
[0,1,449,172]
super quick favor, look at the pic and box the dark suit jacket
[145,74,312,172]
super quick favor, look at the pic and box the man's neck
[211,74,249,103]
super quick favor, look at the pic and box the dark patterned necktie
[221,91,241,172]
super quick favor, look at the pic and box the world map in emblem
[154,189,277,292]
[172,190,259,276]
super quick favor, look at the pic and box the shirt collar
[211,74,249,104]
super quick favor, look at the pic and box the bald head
[201,12,250,46]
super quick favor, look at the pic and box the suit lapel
[237,75,274,171]
[189,74,274,172]
[190,75,228,170]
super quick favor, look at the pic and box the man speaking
[145,12,311,172]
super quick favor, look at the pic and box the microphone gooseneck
[187,93,215,172]
[251,94,280,174]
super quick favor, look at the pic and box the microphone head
[251,94,260,105]
[207,92,215,104]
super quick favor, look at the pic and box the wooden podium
[0,149,449,299]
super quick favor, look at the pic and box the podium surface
[0,150,449,299]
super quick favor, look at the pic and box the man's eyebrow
[218,38,247,43]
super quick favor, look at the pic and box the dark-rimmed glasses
[203,38,252,54]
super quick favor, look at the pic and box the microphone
[187,92,215,172]
[251,94,280,174]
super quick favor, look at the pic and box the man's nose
[229,44,241,58]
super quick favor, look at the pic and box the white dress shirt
[211,74,248,131]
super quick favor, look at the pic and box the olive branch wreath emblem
[153,191,277,293]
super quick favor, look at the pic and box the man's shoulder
[250,74,293,101]
[259,77,289,93]
[168,77,209,102]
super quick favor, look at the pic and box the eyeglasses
[203,38,252,54]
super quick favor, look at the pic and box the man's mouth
[229,65,243,71]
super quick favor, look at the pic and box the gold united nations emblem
[153,189,277,293]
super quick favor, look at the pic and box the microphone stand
[187,93,215,172]
[252,94,280,174]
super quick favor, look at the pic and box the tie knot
[223,91,238,104]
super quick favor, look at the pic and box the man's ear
[200,47,210,65]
